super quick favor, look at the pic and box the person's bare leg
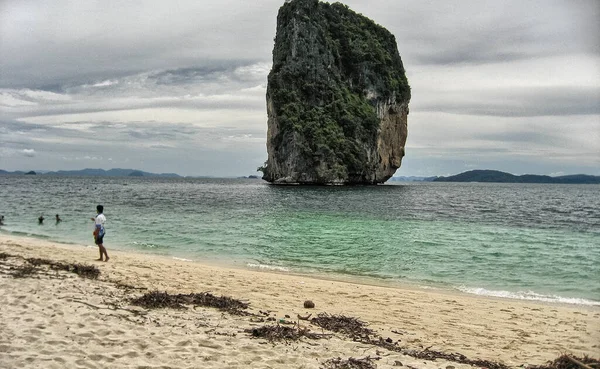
[96,246,103,261]
[100,244,109,262]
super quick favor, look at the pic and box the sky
[1,0,599,177]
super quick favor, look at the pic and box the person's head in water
[97,205,103,214]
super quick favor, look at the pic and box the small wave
[172,257,193,262]
[131,241,172,249]
[247,263,290,272]
[412,240,440,246]
[456,286,600,306]
[6,230,51,239]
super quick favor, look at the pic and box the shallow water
[1,175,598,305]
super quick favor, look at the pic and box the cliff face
[262,0,411,184]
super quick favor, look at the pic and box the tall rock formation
[261,0,411,184]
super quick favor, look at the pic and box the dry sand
[1,234,598,369]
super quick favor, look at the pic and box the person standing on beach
[91,205,109,262]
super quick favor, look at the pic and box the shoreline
[2,228,598,308]
[1,233,599,368]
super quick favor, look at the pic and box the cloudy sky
[1,0,598,177]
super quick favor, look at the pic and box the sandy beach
[0,234,598,369]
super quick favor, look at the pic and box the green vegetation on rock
[262,0,411,184]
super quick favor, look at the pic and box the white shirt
[95,213,106,232]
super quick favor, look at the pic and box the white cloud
[22,149,36,157]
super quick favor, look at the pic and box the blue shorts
[95,235,104,245]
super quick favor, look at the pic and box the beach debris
[130,291,188,309]
[130,291,250,315]
[311,313,376,342]
[528,354,599,369]
[10,264,39,278]
[321,356,380,369]
[245,324,330,343]
[298,313,312,320]
[304,300,315,308]
[371,343,510,369]
[188,292,250,315]
[25,257,100,279]
[113,281,147,290]
[0,255,99,279]
[309,313,511,369]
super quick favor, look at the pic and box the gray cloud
[1,0,599,176]
[417,86,600,117]
[0,63,268,120]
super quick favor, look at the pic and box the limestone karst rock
[261,0,411,184]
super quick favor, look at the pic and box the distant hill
[434,170,600,184]
[0,168,181,178]
[0,169,24,175]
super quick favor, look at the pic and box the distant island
[0,168,265,179]
[0,168,181,178]
[3,168,598,183]
[433,170,600,184]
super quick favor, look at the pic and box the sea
[0,175,598,306]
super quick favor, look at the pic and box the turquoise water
[0,176,598,305]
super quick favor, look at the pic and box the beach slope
[1,235,598,368]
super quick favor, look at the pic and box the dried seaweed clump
[529,354,600,369]
[25,258,100,279]
[321,356,379,369]
[311,313,375,342]
[399,348,508,369]
[245,324,328,343]
[188,292,249,315]
[130,291,249,315]
[11,265,39,278]
[67,263,101,279]
[310,312,509,369]
[0,252,13,260]
[25,257,55,266]
[130,291,188,309]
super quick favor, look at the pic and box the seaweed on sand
[529,354,600,369]
[130,291,250,315]
[188,292,250,315]
[0,252,13,260]
[25,257,100,279]
[321,356,380,369]
[397,347,509,369]
[245,324,330,343]
[11,264,39,278]
[130,291,188,309]
[311,313,510,369]
[311,313,376,341]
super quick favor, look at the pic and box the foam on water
[456,286,600,306]
[247,263,290,272]
[172,256,193,262]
